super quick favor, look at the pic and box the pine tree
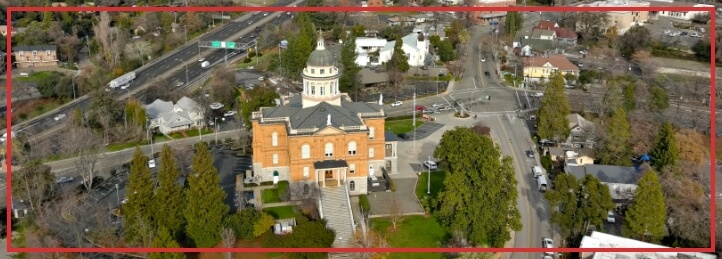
[386,36,410,73]
[154,145,185,237]
[123,147,156,244]
[184,142,229,247]
[537,72,571,143]
[623,170,667,243]
[282,14,316,79]
[650,122,679,171]
[597,108,633,166]
[149,226,185,259]
[622,83,636,112]
[339,34,361,94]
[578,175,614,229]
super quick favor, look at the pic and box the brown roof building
[522,54,579,82]
[534,20,578,45]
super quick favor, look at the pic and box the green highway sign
[211,41,221,48]
[227,42,236,48]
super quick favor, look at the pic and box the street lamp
[427,155,431,195]
[71,71,81,99]
[174,58,189,85]
[115,184,120,205]
[214,117,219,143]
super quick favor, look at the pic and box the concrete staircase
[320,185,355,248]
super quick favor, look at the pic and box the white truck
[108,71,136,89]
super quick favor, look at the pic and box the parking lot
[646,17,707,49]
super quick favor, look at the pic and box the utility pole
[412,90,417,152]
[427,155,431,194]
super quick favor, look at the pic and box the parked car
[198,57,205,62]
[263,12,269,16]
[526,150,535,158]
[415,105,425,111]
[432,103,444,109]
[397,133,410,140]
[210,102,224,110]
[680,31,688,36]
[422,109,435,114]
[542,238,554,255]
[481,57,486,62]
[484,71,490,77]
[55,176,74,184]
[423,160,438,170]
[54,114,66,121]
[391,101,403,107]
[224,111,237,117]
[607,211,616,223]
[176,81,184,87]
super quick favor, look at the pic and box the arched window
[369,127,375,139]
[350,181,355,191]
[348,141,357,155]
[325,143,334,157]
[271,132,278,147]
[301,144,311,159]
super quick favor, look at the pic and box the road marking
[496,115,533,259]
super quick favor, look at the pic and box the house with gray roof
[144,96,205,135]
[565,161,640,205]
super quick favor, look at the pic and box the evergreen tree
[597,108,633,166]
[545,173,584,241]
[537,72,571,143]
[281,14,316,80]
[433,127,522,247]
[339,34,361,94]
[504,12,523,37]
[149,226,185,259]
[578,175,615,230]
[623,170,667,243]
[386,36,410,73]
[622,83,636,112]
[123,147,156,244]
[650,122,679,171]
[154,145,185,237]
[184,142,230,247]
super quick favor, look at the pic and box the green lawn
[416,171,447,204]
[262,188,281,203]
[262,205,296,219]
[16,71,54,82]
[107,142,141,152]
[186,127,214,137]
[385,119,425,135]
[371,215,450,259]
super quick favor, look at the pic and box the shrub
[257,53,263,57]
[388,178,396,192]
[243,57,252,63]
[225,137,233,143]
[248,52,257,58]
[541,155,553,170]
[358,195,371,213]
[18,113,28,120]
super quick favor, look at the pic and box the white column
[337,169,340,186]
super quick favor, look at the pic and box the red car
[415,105,425,111]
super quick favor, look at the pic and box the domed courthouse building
[250,34,399,246]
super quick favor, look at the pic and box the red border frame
[4,5,717,254]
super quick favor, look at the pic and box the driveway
[366,178,425,217]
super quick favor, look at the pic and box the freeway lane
[10,0,299,139]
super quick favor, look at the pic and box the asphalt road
[8,0,299,139]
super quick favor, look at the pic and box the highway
[7,0,300,140]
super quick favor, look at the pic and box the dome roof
[307,49,335,67]
[306,35,335,67]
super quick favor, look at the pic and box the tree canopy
[153,145,185,237]
[650,122,679,171]
[123,147,156,244]
[623,170,667,243]
[536,72,571,142]
[183,142,230,247]
[597,108,633,166]
[433,127,521,247]
[339,34,361,94]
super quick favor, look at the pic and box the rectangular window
[273,154,279,164]
[18,51,23,57]
[311,69,315,74]
[46,50,51,56]
[303,167,309,178]
[320,69,325,74]
[369,148,374,158]
[349,164,355,174]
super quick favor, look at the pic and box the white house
[144,96,205,135]
[580,231,717,259]
[355,33,429,67]
[649,0,714,21]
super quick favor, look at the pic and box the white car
[607,211,616,223]
[432,103,444,108]
[481,57,486,62]
[663,29,672,35]
[210,102,225,110]
[258,76,265,81]
[198,57,205,62]
[120,84,130,90]
[391,101,403,107]
[542,238,554,255]
[176,81,185,87]
[148,159,156,168]
[54,114,66,121]
[263,12,269,16]
[55,176,74,184]
[423,161,438,170]
[122,197,129,204]
[224,111,237,117]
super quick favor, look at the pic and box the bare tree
[351,214,389,259]
[173,145,195,176]
[290,182,321,220]
[11,162,54,211]
[388,70,406,101]
[388,192,402,229]
[576,12,609,43]
[35,193,99,248]
[61,126,103,191]
[222,228,236,259]
[93,12,125,68]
